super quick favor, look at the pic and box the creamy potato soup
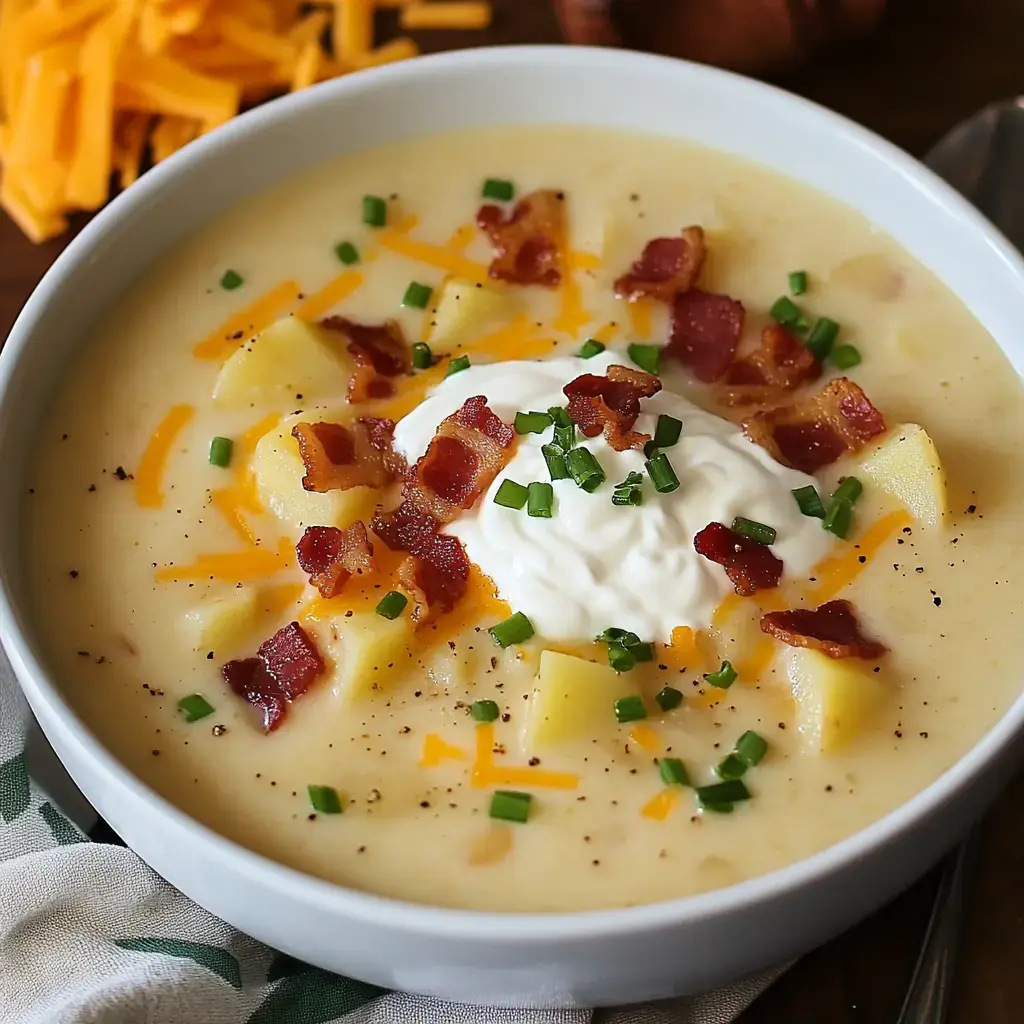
[26,127,1024,912]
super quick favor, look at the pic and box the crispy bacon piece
[320,316,411,403]
[221,621,325,731]
[743,377,886,474]
[295,522,375,599]
[719,323,822,406]
[667,288,745,383]
[396,533,471,618]
[760,599,888,660]
[614,226,706,303]
[563,365,662,452]
[694,521,783,596]
[476,188,565,287]
[292,417,403,492]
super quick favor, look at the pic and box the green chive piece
[695,779,750,807]
[402,281,433,309]
[412,342,433,370]
[208,436,233,468]
[704,660,737,689]
[489,789,531,823]
[716,753,748,781]
[608,644,637,673]
[488,611,534,648]
[579,338,605,359]
[805,317,840,360]
[613,695,647,723]
[514,410,553,435]
[735,730,768,766]
[553,423,577,451]
[482,178,515,202]
[789,270,808,296]
[701,801,735,814]
[541,444,569,481]
[598,627,639,645]
[627,343,661,375]
[445,355,470,378]
[611,488,643,507]
[630,641,654,662]
[731,516,777,546]
[375,590,408,619]
[792,484,826,519]
[493,479,529,510]
[548,406,572,428]
[832,476,863,506]
[655,686,683,712]
[770,295,809,333]
[643,439,659,460]
[177,693,215,722]
[615,472,644,489]
[653,415,683,449]
[659,757,690,786]
[308,784,343,814]
[362,194,386,227]
[823,499,853,539]
[565,447,605,492]
[527,481,554,518]
[830,344,862,369]
[219,269,243,291]
[334,241,360,265]
[471,699,500,723]
[645,451,680,494]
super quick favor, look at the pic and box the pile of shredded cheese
[0,0,492,243]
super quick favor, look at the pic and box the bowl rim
[3,43,1024,943]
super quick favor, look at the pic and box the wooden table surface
[3,2,1024,1020]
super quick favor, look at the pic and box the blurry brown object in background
[553,0,888,75]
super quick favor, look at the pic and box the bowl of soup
[3,45,1024,1008]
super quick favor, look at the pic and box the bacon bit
[291,417,402,492]
[614,226,706,303]
[743,377,886,474]
[476,188,565,287]
[563,365,662,451]
[760,599,888,659]
[395,533,471,618]
[319,316,411,402]
[296,522,375,599]
[222,621,325,731]
[719,323,822,406]
[667,289,745,382]
[694,521,784,596]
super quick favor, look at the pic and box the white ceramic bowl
[3,46,1024,1010]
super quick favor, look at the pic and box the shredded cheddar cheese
[210,487,257,546]
[259,581,306,618]
[470,722,579,790]
[377,227,493,285]
[419,733,469,768]
[134,403,195,509]
[295,270,364,322]
[155,537,293,583]
[192,279,301,361]
[629,723,661,754]
[640,788,678,822]
[235,412,280,515]
[591,321,619,344]
[627,297,655,339]
[399,2,493,30]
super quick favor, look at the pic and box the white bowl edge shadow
[2,46,1024,1006]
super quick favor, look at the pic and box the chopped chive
[608,644,636,673]
[612,488,643,507]
[219,269,243,291]
[822,499,852,539]
[659,757,691,786]
[488,611,534,648]
[735,730,768,766]
[482,178,515,202]
[565,447,605,492]
[831,476,863,506]
[514,410,553,435]
[177,693,215,722]
[653,415,682,449]
[489,789,531,823]
[792,484,826,519]
[806,317,840,360]
[627,343,661,375]
[716,753,748,781]
[645,451,680,494]
[731,516,777,546]
[493,479,529,510]
[830,344,862,369]
[701,801,735,814]
[527,481,554,518]
[411,342,433,370]
[630,641,654,663]
[401,281,433,309]
[613,695,647,723]
[616,472,644,489]
[704,660,737,689]
[541,444,569,481]
[471,699,500,723]
[598,627,639,645]
[643,440,659,459]
[770,295,809,333]
[208,436,233,468]
[553,423,577,451]
[375,590,408,619]
[547,406,572,428]
[445,355,470,378]
[695,779,750,806]
[655,686,683,712]
[579,338,605,359]
[789,270,808,295]
[307,784,343,814]
[362,194,386,227]
[334,241,360,265]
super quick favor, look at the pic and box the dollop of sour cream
[393,352,833,643]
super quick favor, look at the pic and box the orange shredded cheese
[295,269,364,322]
[568,250,601,272]
[259,581,306,618]
[444,221,477,253]
[640,788,679,822]
[627,297,655,339]
[400,2,492,30]
[377,227,492,285]
[192,279,301,360]
[591,321,619,344]
[210,487,257,545]
[470,722,578,790]
[155,536,293,582]
[419,733,468,768]
[629,723,661,754]
[234,412,281,514]
[553,252,589,337]
[134,403,195,509]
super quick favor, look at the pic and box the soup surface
[26,126,1024,912]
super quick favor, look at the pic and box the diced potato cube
[524,650,638,748]
[252,412,376,534]
[857,423,947,529]
[183,586,258,652]
[321,611,415,702]
[430,278,519,350]
[787,647,887,754]
[213,316,351,406]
